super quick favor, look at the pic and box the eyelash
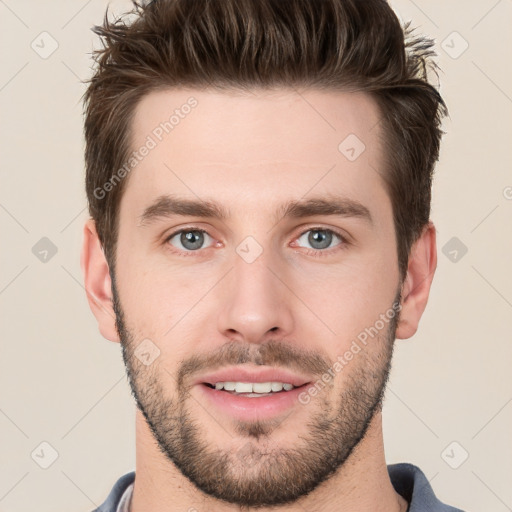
[163,225,350,258]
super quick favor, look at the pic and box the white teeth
[253,382,272,393]
[211,381,296,393]
[234,382,253,393]
[271,382,283,392]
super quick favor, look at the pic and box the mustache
[177,339,332,390]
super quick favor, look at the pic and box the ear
[80,218,120,343]
[395,221,437,340]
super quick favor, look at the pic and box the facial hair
[112,277,401,508]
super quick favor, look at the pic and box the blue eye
[164,226,346,256]
[296,229,343,251]
[167,229,213,251]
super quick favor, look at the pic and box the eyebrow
[138,194,373,227]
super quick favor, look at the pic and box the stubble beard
[112,279,400,508]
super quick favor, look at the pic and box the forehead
[121,87,389,222]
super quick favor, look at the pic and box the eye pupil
[308,230,332,250]
[181,230,204,250]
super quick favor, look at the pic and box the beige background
[1,1,511,511]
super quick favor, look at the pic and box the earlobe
[395,221,437,340]
[80,218,120,343]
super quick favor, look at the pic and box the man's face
[113,88,402,506]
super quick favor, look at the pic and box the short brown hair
[84,0,447,280]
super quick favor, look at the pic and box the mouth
[201,380,306,397]
[194,367,313,421]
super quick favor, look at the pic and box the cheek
[115,226,399,366]
[115,251,219,342]
[288,255,398,342]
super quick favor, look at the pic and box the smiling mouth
[202,381,309,397]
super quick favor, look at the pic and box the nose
[216,249,295,344]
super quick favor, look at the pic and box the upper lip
[194,366,313,387]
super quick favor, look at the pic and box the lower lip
[197,384,308,422]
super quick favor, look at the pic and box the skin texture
[82,88,436,512]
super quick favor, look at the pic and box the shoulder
[388,463,466,512]
[90,471,136,512]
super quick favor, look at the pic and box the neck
[130,409,408,512]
